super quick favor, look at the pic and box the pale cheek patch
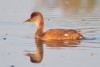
[64,34,69,36]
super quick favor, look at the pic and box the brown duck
[25,12,84,40]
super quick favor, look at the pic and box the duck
[25,12,84,40]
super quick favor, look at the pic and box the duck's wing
[42,29,84,40]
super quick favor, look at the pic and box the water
[0,0,100,67]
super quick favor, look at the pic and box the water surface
[0,0,100,67]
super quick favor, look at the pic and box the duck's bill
[24,19,31,22]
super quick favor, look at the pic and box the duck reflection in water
[26,39,81,63]
[26,39,43,63]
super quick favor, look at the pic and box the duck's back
[42,29,84,40]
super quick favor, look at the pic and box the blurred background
[0,0,99,22]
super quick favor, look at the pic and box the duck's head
[25,12,44,23]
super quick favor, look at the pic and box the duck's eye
[33,16,37,19]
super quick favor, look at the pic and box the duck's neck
[35,21,44,39]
